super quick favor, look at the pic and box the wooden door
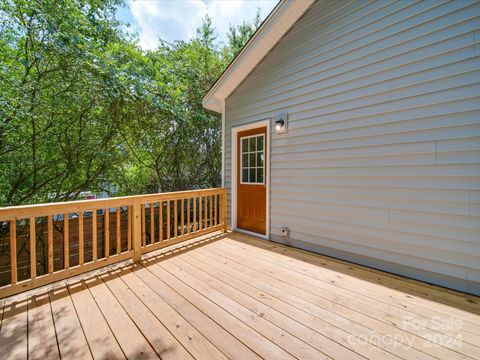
[237,127,267,235]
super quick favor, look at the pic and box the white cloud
[127,0,278,49]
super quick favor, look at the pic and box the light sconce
[275,113,288,134]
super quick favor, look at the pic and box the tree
[226,8,261,59]
[115,16,224,194]
[0,0,261,283]
[0,1,260,206]
[0,0,135,205]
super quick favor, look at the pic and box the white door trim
[231,119,270,240]
[221,100,226,187]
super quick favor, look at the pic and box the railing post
[132,201,142,262]
[222,189,228,233]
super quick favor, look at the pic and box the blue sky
[116,0,279,50]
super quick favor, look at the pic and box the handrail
[0,188,227,298]
[0,188,224,221]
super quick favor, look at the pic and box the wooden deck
[0,231,479,360]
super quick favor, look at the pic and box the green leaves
[0,0,128,205]
[226,8,260,59]
[0,1,258,206]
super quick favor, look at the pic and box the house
[203,0,480,295]
[1,1,480,359]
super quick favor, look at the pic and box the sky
[116,0,279,50]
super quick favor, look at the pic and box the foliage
[0,0,132,205]
[226,9,261,59]
[0,0,259,206]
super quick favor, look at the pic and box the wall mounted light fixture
[275,113,288,134]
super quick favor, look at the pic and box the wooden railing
[0,188,227,298]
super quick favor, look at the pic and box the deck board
[68,281,126,359]
[49,286,93,360]
[127,264,261,360]
[222,236,480,321]
[101,271,195,360]
[179,251,387,360]
[171,255,363,360]
[205,240,473,360]
[0,296,28,360]
[143,261,291,360]
[158,259,323,359]
[0,231,478,360]
[85,277,159,359]
[27,293,60,360]
[218,237,480,348]
[197,244,424,359]
[121,266,229,360]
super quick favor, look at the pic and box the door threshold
[235,228,269,240]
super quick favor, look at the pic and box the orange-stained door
[237,127,267,235]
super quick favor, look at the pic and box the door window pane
[257,168,264,183]
[249,137,256,152]
[240,133,265,184]
[242,169,248,183]
[257,136,263,150]
[242,138,248,152]
[257,152,264,167]
[242,153,248,168]
[249,168,256,183]
[249,152,256,167]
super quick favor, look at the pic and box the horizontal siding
[224,0,480,294]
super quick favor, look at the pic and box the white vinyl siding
[224,0,480,294]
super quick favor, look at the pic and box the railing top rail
[0,187,226,221]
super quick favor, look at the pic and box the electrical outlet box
[281,227,289,238]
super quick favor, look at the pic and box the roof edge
[202,0,314,113]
